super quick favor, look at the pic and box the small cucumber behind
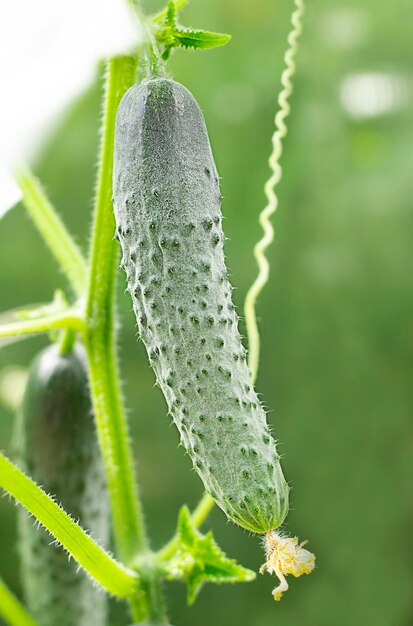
[17,342,109,626]
[113,77,289,533]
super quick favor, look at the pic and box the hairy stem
[0,577,37,626]
[0,310,84,338]
[127,0,165,75]
[84,55,167,623]
[59,328,76,354]
[191,491,216,527]
[85,54,143,563]
[0,453,139,598]
[157,493,215,562]
[14,166,87,297]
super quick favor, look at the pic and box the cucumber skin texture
[113,78,289,533]
[17,343,109,626]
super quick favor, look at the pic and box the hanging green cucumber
[113,77,288,534]
[17,342,109,626]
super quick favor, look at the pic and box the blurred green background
[1,0,412,624]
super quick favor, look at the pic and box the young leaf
[173,28,231,50]
[163,506,255,604]
[154,0,231,59]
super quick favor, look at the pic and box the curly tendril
[244,0,305,383]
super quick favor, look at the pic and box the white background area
[0,0,141,214]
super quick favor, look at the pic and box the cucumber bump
[113,77,289,533]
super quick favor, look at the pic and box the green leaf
[164,506,255,604]
[154,1,231,59]
[173,28,231,50]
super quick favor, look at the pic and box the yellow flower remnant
[260,530,315,601]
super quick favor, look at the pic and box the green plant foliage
[0,0,315,622]
[171,29,231,51]
[155,1,231,59]
[164,506,255,604]
[1,0,411,622]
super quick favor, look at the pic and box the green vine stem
[84,55,167,623]
[157,492,215,562]
[14,166,87,297]
[190,489,216,527]
[0,309,84,339]
[244,0,305,384]
[0,452,140,599]
[58,328,76,354]
[85,55,143,563]
[128,0,165,76]
[0,576,37,626]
